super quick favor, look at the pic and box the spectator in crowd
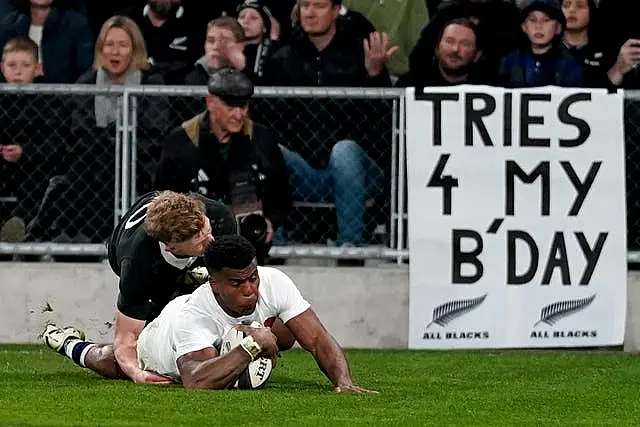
[263,0,396,87]
[396,18,490,87]
[598,0,640,86]
[118,0,204,83]
[497,0,583,88]
[409,0,521,80]
[236,0,279,83]
[260,0,394,252]
[596,0,640,89]
[561,0,610,87]
[184,17,246,86]
[29,16,170,245]
[0,0,93,83]
[290,1,376,41]
[155,68,292,265]
[0,36,68,246]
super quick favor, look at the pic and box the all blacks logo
[530,295,598,340]
[423,294,489,341]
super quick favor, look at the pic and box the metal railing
[0,84,408,260]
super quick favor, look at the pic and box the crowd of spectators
[0,0,638,259]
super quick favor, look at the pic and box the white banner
[406,86,627,349]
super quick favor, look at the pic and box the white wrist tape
[239,336,261,361]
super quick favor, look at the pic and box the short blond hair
[207,16,245,43]
[145,191,207,243]
[2,36,39,62]
[94,16,150,72]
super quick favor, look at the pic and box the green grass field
[1,345,640,426]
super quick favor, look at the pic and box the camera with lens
[228,165,271,264]
[237,211,271,264]
[237,211,268,246]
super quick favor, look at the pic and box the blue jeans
[279,140,385,245]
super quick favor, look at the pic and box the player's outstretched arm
[286,309,377,394]
[113,309,172,384]
[177,327,278,389]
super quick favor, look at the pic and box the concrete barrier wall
[0,262,409,348]
[1,262,639,350]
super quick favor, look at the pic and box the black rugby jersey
[107,191,237,322]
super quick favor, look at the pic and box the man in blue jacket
[0,0,93,83]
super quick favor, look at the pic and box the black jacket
[409,0,520,78]
[263,21,391,87]
[154,113,292,229]
[395,60,492,87]
[0,6,93,83]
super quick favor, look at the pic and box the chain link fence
[0,85,122,251]
[625,93,640,259]
[0,85,406,260]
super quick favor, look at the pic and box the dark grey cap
[207,67,254,106]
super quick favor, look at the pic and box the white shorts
[136,295,190,382]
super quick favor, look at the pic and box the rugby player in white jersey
[137,234,375,393]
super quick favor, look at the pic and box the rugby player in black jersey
[41,190,237,383]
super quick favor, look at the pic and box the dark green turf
[1,345,639,426]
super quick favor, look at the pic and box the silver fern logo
[534,294,596,327]
[426,294,488,329]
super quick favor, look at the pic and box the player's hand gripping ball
[220,321,273,389]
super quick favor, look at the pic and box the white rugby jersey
[137,266,311,382]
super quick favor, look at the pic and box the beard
[439,59,473,78]
[148,1,176,19]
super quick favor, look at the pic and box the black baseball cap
[207,67,254,107]
[520,0,566,28]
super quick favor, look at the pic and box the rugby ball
[219,321,273,389]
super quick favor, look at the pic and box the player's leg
[42,324,128,379]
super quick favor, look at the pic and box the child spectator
[184,16,246,86]
[236,0,279,83]
[498,0,583,87]
[561,0,610,87]
[0,34,42,83]
[0,36,67,244]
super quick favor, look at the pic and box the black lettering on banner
[541,232,571,285]
[520,94,552,147]
[561,161,601,216]
[452,229,483,284]
[558,93,592,147]
[414,91,460,146]
[465,93,496,146]
[504,93,513,147]
[505,161,550,216]
[507,230,539,285]
[576,232,608,285]
[427,154,459,215]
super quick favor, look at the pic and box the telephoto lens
[239,214,268,245]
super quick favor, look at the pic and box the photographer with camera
[153,67,292,264]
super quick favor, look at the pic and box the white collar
[158,241,197,270]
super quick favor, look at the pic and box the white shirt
[28,25,43,62]
[137,266,311,382]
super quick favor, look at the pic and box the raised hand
[364,32,399,77]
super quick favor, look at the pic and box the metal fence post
[121,89,130,215]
